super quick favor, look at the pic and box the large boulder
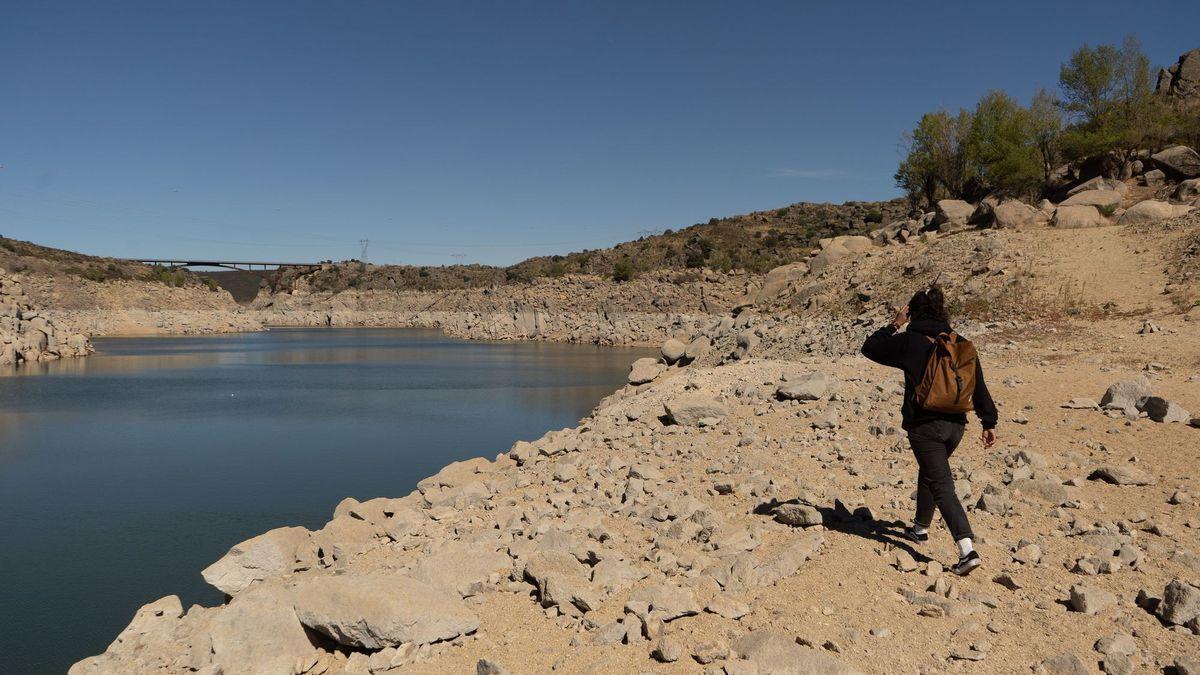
[808,236,873,274]
[1061,189,1123,216]
[1117,200,1194,227]
[1100,377,1152,415]
[660,338,687,364]
[202,526,316,596]
[756,262,809,303]
[932,200,975,229]
[1066,176,1127,196]
[628,357,666,385]
[776,372,829,400]
[1151,145,1200,178]
[664,395,729,426]
[1052,204,1106,229]
[291,574,479,649]
[991,199,1040,229]
[208,585,322,675]
[1175,178,1200,202]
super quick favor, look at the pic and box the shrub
[611,258,634,282]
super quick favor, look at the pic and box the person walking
[861,285,997,576]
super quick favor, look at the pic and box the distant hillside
[0,235,213,290]
[269,197,907,294]
[507,198,907,281]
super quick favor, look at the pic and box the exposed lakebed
[0,327,650,674]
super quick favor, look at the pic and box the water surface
[0,327,650,674]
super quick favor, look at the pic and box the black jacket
[861,317,998,431]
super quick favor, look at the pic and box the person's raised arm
[861,305,910,369]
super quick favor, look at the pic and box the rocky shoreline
[0,271,91,367]
[69,310,1200,674]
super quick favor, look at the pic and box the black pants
[908,419,974,541]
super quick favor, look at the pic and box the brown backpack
[914,332,977,414]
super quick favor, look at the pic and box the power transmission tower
[637,229,657,239]
[450,253,466,266]
[359,239,369,263]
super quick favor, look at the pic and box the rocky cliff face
[1157,47,1200,101]
[0,270,91,367]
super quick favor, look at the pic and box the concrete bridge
[130,259,323,272]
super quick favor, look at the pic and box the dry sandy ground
[382,315,1199,675]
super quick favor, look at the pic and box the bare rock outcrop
[1,270,91,366]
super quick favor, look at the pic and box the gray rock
[1088,465,1153,486]
[1158,578,1200,626]
[991,200,1039,229]
[773,502,823,528]
[1177,655,1200,675]
[202,526,316,596]
[1137,396,1191,423]
[1099,377,1151,414]
[652,637,682,663]
[777,372,829,401]
[209,585,321,675]
[731,631,860,674]
[410,542,512,597]
[1053,205,1105,229]
[1011,478,1069,504]
[1093,633,1136,656]
[1118,200,1194,227]
[292,574,479,648]
[706,595,751,619]
[95,595,184,661]
[476,658,510,675]
[1061,189,1123,216]
[756,263,809,303]
[1151,145,1200,178]
[1176,178,1200,202]
[660,338,687,364]
[933,199,975,229]
[628,584,700,621]
[684,335,711,362]
[664,395,729,427]
[1069,583,1117,615]
[628,357,666,385]
[524,550,601,615]
[1037,652,1091,675]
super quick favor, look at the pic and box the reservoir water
[0,327,651,674]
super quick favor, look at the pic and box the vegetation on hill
[265,198,907,294]
[0,235,218,290]
[896,36,1200,208]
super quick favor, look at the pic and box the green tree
[894,108,974,209]
[964,90,1042,199]
[1028,88,1064,184]
[1058,36,1156,161]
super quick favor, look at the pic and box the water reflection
[0,327,652,674]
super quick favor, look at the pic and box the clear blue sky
[1,2,1196,266]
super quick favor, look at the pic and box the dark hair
[909,284,950,323]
